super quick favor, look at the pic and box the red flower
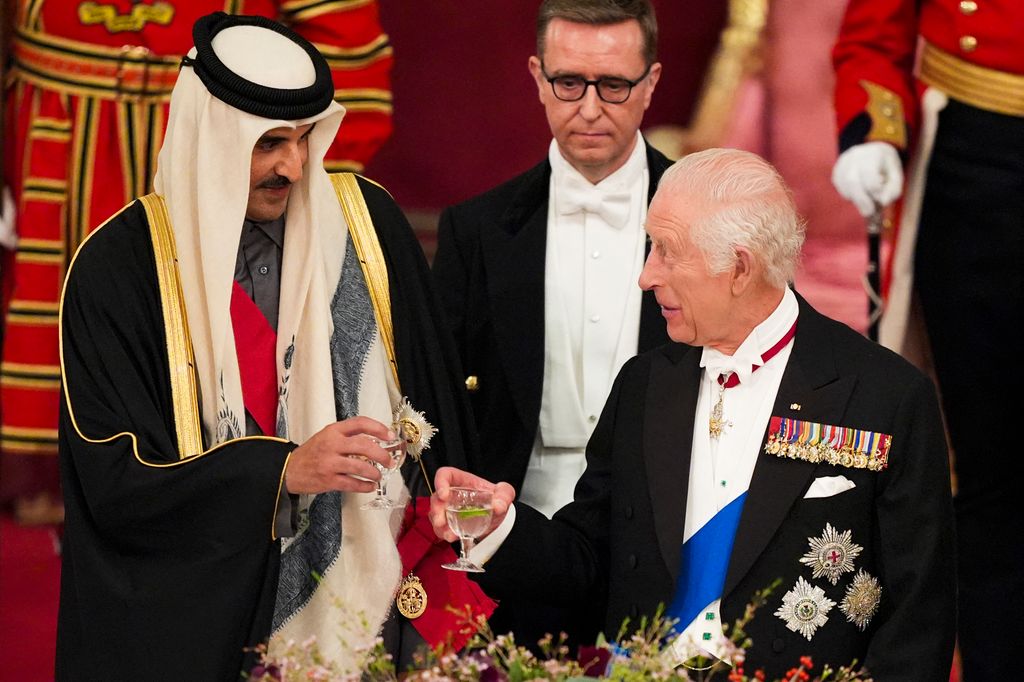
[754,671,766,681]
[800,655,814,670]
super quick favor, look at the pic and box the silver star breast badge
[775,576,836,641]
[840,569,882,630]
[800,523,864,585]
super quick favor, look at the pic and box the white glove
[831,141,904,218]
[0,187,16,251]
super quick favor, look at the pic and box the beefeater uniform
[833,2,1024,678]
[0,1,394,490]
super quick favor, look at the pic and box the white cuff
[468,503,517,565]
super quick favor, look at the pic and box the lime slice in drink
[456,506,490,519]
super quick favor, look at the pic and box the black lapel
[637,143,674,353]
[644,342,702,578]
[723,294,857,597]
[481,160,551,429]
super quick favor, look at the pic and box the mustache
[257,175,292,190]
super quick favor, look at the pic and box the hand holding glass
[441,487,493,573]
[359,433,406,511]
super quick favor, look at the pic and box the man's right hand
[831,141,904,218]
[284,416,395,494]
[429,466,516,542]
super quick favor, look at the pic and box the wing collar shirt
[523,132,649,518]
[673,286,799,656]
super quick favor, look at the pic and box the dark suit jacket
[477,294,956,680]
[433,142,673,491]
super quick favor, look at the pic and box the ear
[642,62,662,110]
[730,246,756,296]
[528,56,546,101]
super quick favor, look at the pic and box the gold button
[881,104,895,117]
[465,375,479,392]
[959,0,978,15]
[960,35,978,52]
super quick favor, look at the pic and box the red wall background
[366,1,727,212]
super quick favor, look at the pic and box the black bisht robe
[56,176,474,680]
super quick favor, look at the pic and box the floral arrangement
[247,583,871,682]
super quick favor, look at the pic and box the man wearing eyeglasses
[432,0,668,648]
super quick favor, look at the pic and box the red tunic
[1,0,393,458]
[834,0,1024,149]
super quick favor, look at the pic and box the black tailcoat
[476,294,956,681]
[433,142,672,492]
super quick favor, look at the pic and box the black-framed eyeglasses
[541,62,651,104]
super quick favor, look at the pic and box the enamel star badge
[840,569,882,631]
[775,576,836,641]
[800,523,863,585]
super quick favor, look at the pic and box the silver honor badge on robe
[840,568,882,630]
[775,576,836,641]
[396,573,427,619]
[800,523,864,585]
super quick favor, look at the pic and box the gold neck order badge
[396,573,427,619]
[709,374,733,439]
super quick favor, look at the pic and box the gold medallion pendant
[396,573,428,619]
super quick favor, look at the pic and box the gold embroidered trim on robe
[139,194,204,459]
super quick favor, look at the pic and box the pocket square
[803,475,856,499]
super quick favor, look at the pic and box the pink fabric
[720,0,870,333]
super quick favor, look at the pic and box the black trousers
[916,97,1024,681]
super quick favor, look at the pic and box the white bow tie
[557,176,632,228]
[701,348,760,387]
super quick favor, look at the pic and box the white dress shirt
[672,287,799,660]
[521,132,649,518]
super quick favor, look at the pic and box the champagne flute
[441,487,493,572]
[359,433,406,511]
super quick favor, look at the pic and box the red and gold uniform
[834,0,1024,150]
[1,1,393,474]
[833,2,1024,679]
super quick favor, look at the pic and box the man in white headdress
[56,12,476,680]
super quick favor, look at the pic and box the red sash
[397,497,498,650]
[230,281,278,436]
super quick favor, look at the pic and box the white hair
[658,148,805,289]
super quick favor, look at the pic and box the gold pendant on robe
[396,573,427,619]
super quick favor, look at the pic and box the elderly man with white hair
[430,148,956,680]
[56,12,475,680]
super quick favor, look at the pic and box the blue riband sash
[666,492,747,633]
